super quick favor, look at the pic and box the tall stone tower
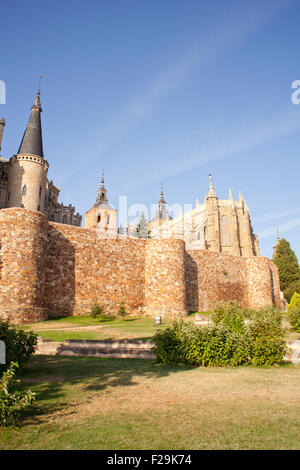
[205,174,220,252]
[6,89,49,211]
[85,171,117,237]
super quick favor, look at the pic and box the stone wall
[145,239,186,316]
[185,249,247,312]
[0,208,281,324]
[185,249,281,312]
[0,208,48,323]
[45,222,146,318]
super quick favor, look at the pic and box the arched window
[62,214,67,224]
[97,215,101,223]
[22,184,27,196]
[221,216,229,244]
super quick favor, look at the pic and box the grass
[23,316,172,342]
[0,355,300,450]
[36,330,114,342]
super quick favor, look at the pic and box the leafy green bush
[246,308,285,366]
[287,292,300,332]
[0,362,35,426]
[211,301,246,333]
[153,320,250,367]
[154,306,285,367]
[0,319,38,377]
[90,301,115,321]
[117,302,127,318]
[90,300,104,319]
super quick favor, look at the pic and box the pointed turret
[18,89,44,158]
[207,174,217,199]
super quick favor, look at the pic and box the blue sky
[1,0,300,259]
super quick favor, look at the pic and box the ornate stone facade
[0,90,81,226]
[149,176,260,257]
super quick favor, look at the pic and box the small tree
[273,238,300,302]
[287,292,300,332]
[135,212,149,239]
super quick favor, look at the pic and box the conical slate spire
[18,89,44,158]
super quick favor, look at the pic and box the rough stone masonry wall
[45,222,147,318]
[0,208,49,323]
[185,249,281,312]
[145,239,186,317]
[185,249,248,312]
[0,208,281,324]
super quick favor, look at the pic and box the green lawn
[1,356,300,450]
[36,330,114,342]
[23,316,173,342]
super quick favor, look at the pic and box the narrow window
[37,204,40,211]
[106,214,110,224]
[39,186,42,197]
[221,216,229,244]
[62,214,67,224]
[7,192,10,201]
[97,215,101,223]
[22,184,27,196]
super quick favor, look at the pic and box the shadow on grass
[15,355,193,425]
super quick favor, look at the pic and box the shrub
[211,301,246,333]
[90,300,105,319]
[153,320,251,367]
[117,302,127,318]
[287,292,300,332]
[246,308,285,366]
[0,362,35,426]
[153,306,285,367]
[0,319,38,377]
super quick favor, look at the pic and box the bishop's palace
[0,88,260,258]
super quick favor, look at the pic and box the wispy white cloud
[253,207,300,224]
[59,0,292,184]
[258,217,300,239]
[124,104,300,191]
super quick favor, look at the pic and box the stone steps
[35,338,155,359]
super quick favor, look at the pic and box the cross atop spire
[18,86,44,158]
[96,169,108,204]
[159,181,166,204]
[277,226,280,243]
